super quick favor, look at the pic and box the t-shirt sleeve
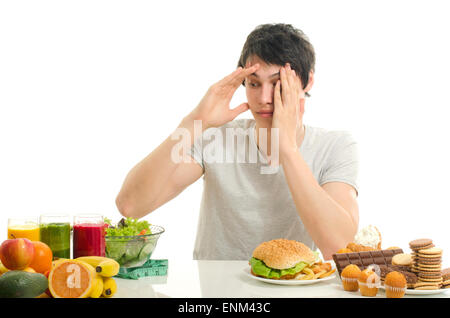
[319,132,359,194]
[188,135,204,171]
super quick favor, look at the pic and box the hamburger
[249,239,319,280]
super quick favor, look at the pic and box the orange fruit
[28,241,53,274]
[48,259,95,298]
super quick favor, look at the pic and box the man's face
[244,55,283,125]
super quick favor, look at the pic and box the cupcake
[384,271,407,298]
[358,268,380,297]
[341,264,361,291]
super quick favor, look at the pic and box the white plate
[243,268,336,286]
[379,285,450,295]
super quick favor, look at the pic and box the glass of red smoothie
[73,214,105,258]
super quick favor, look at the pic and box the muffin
[341,264,361,291]
[384,271,407,298]
[358,268,380,297]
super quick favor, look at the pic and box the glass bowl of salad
[104,217,165,268]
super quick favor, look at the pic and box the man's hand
[272,63,305,158]
[187,64,260,130]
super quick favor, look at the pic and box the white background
[1,0,449,265]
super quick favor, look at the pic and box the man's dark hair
[238,23,315,97]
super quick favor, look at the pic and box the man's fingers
[274,80,282,109]
[299,98,305,115]
[286,64,296,89]
[219,64,258,86]
[280,65,290,103]
[217,64,260,99]
[219,67,244,84]
[228,63,260,87]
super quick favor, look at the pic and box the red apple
[0,238,35,270]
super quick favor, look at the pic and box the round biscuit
[415,285,440,290]
[417,259,441,264]
[418,265,442,270]
[409,238,433,248]
[419,269,442,273]
[418,273,442,278]
[411,244,435,251]
[419,273,442,279]
[417,253,442,258]
[418,262,441,267]
[391,253,413,266]
[418,247,442,255]
[419,278,442,284]
[418,266,441,270]
[418,271,442,276]
[415,281,440,287]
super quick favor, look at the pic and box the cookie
[417,273,443,283]
[418,247,443,255]
[417,258,441,264]
[390,265,411,272]
[401,271,418,289]
[417,256,442,262]
[409,239,434,251]
[418,269,441,274]
[442,268,450,281]
[392,253,413,266]
[417,264,442,270]
[418,270,442,276]
[414,281,441,290]
[415,285,440,290]
[418,264,442,270]
[418,271,442,277]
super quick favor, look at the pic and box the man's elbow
[321,235,355,261]
[115,193,136,219]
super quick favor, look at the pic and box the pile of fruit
[0,238,120,298]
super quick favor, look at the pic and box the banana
[75,256,108,267]
[102,277,117,298]
[96,259,120,277]
[75,256,120,277]
[89,275,104,298]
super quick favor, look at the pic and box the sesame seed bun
[252,239,317,270]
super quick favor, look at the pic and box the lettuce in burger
[250,239,319,280]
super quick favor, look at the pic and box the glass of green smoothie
[39,214,71,259]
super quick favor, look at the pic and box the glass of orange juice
[7,217,40,241]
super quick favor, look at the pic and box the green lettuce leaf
[250,257,309,279]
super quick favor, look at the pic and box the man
[115,23,359,261]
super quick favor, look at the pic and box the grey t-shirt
[189,118,359,260]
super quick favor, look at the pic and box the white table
[114,260,450,298]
